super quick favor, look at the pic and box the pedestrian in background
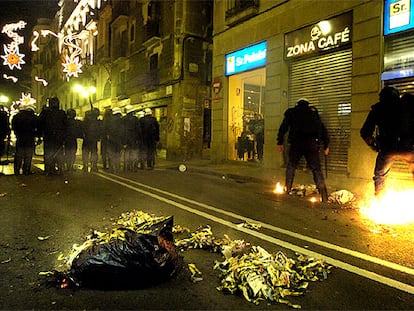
[38,97,67,175]
[81,108,101,172]
[0,105,10,163]
[11,104,38,175]
[107,107,124,173]
[361,87,414,196]
[137,110,146,169]
[277,98,330,202]
[65,109,82,171]
[141,108,159,169]
[101,108,112,170]
[249,113,264,162]
[123,105,141,172]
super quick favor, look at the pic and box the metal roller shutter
[288,49,352,174]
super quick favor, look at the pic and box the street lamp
[73,84,96,109]
[0,95,9,105]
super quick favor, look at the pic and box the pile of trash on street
[42,211,183,289]
[41,210,333,308]
[289,184,357,208]
[175,224,333,309]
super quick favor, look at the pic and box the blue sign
[225,41,267,76]
[384,0,414,35]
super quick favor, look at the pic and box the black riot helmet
[379,86,400,104]
[67,109,76,119]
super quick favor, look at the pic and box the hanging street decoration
[35,76,49,86]
[1,21,27,71]
[1,45,25,70]
[18,93,36,107]
[2,74,18,83]
[61,33,84,79]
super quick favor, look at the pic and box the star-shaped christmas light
[18,93,36,106]
[1,45,25,70]
[62,55,83,78]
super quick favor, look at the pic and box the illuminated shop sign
[225,41,267,76]
[284,12,352,59]
[384,0,414,35]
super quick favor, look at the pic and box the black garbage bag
[70,217,183,289]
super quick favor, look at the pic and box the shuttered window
[288,49,353,174]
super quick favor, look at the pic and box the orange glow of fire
[360,189,414,225]
[309,196,318,203]
[273,182,284,194]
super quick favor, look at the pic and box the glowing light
[360,189,414,225]
[2,74,18,83]
[1,21,26,70]
[1,45,25,70]
[62,55,82,78]
[318,21,331,35]
[31,31,40,51]
[309,197,318,203]
[18,93,36,106]
[35,76,48,86]
[273,182,284,194]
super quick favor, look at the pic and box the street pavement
[1,154,359,201]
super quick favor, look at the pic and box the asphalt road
[0,164,413,310]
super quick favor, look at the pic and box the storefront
[225,41,267,161]
[284,12,353,174]
[381,0,414,175]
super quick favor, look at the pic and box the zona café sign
[284,12,352,59]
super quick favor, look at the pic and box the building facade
[31,0,213,161]
[211,0,414,192]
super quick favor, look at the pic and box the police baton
[324,154,328,179]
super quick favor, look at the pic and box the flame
[360,189,414,225]
[273,182,284,194]
[309,197,318,203]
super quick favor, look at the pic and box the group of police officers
[0,97,159,175]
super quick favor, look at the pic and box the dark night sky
[0,0,59,101]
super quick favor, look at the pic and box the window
[145,1,160,41]
[130,22,135,42]
[225,0,259,19]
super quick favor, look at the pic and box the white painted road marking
[96,172,414,294]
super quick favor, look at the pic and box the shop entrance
[228,68,266,161]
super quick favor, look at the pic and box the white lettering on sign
[390,0,410,29]
[286,27,350,58]
[235,49,266,67]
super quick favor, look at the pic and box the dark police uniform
[12,106,38,175]
[360,86,414,196]
[277,99,329,202]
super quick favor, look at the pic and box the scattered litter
[289,184,318,197]
[214,246,332,308]
[42,211,183,290]
[0,192,6,197]
[40,210,334,309]
[188,263,203,283]
[1,257,11,264]
[38,236,52,241]
[236,222,261,231]
[178,164,187,172]
[328,190,356,207]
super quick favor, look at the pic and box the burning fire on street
[359,188,414,225]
